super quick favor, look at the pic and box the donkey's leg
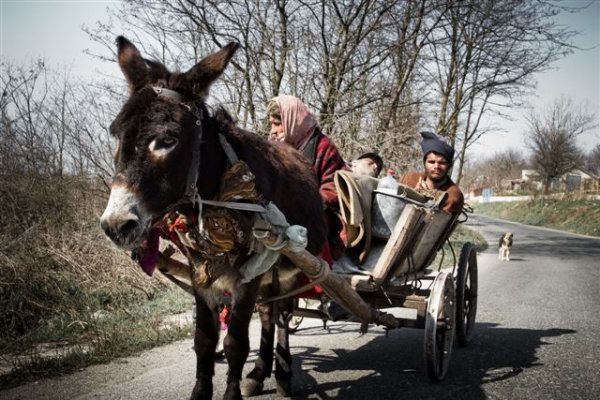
[190,295,219,400]
[223,279,261,400]
[241,302,275,397]
[274,297,294,397]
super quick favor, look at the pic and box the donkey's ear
[116,36,150,91]
[185,42,240,98]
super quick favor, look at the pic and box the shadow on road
[284,322,576,399]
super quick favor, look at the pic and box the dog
[498,232,513,261]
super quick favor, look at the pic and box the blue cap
[420,131,454,164]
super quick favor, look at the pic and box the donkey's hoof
[190,381,212,400]
[240,377,263,397]
[224,381,242,400]
[276,380,292,397]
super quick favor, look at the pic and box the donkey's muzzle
[100,213,144,248]
[101,186,149,248]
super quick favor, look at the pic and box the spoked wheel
[288,298,305,334]
[455,242,478,347]
[424,271,456,382]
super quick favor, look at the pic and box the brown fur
[102,37,327,400]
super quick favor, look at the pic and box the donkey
[100,36,327,400]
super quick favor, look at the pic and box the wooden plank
[370,204,425,284]
[394,211,455,277]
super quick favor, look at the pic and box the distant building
[521,168,598,193]
[497,169,541,191]
[561,169,597,192]
[465,168,598,199]
[521,169,540,181]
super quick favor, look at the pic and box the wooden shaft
[254,226,400,329]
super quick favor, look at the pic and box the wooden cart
[254,176,478,382]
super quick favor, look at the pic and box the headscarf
[268,95,318,150]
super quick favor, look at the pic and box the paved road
[2,214,599,399]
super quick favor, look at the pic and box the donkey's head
[100,37,239,249]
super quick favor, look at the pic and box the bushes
[0,173,171,348]
[0,172,195,386]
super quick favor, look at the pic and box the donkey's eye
[152,136,178,149]
[148,136,178,155]
[160,137,178,147]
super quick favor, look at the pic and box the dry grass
[0,173,168,339]
[0,173,192,386]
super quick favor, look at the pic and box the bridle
[150,86,265,222]
[152,86,203,207]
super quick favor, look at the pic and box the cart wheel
[424,271,456,382]
[288,298,305,334]
[455,242,478,347]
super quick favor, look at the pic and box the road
[2,214,599,399]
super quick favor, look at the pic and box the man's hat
[356,152,384,175]
[420,131,454,164]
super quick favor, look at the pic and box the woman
[219,96,347,358]
[267,95,347,259]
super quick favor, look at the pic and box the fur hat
[420,131,454,164]
[356,152,383,176]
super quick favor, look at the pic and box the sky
[474,0,600,160]
[1,0,599,160]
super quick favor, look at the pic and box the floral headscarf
[268,95,318,150]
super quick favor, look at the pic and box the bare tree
[0,58,54,174]
[526,97,597,194]
[347,0,436,170]
[1,58,118,182]
[62,79,122,182]
[82,0,582,174]
[584,144,600,176]
[463,149,527,192]
[426,0,577,184]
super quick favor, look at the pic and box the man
[399,131,464,214]
[349,151,384,178]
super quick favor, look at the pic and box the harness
[149,86,308,293]
[151,86,266,216]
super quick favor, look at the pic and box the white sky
[1,0,599,160]
[0,0,121,77]
[472,0,600,160]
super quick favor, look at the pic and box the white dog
[498,232,513,261]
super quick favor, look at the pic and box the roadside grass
[0,288,193,389]
[448,222,488,253]
[0,174,194,389]
[472,197,600,237]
